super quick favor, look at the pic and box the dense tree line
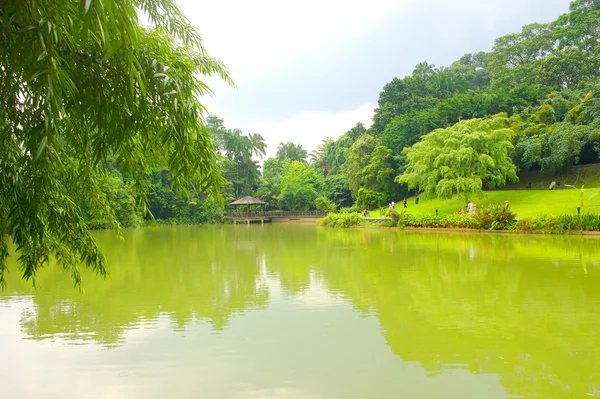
[87,0,600,226]
[320,0,600,202]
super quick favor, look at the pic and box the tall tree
[278,161,321,211]
[277,142,308,163]
[343,134,378,198]
[554,0,600,56]
[412,62,436,79]
[0,0,232,287]
[397,114,518,199]
[249,133,267,159]
[218,128,263,198]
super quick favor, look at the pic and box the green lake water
[1,224,600,398]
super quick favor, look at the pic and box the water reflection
[2,227,271,346]
[314,229,600,398]
[1,225,600,398]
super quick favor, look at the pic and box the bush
[512,214,600,234]
[473,203,516,230]
[388,209,401,223]
[322,212,362,228]
[339,205,361,214]
[397,213,480,229]
[580,214,600,231]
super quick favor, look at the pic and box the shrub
[580,214,600,231]
[513,214,600,234]
[339,205,361,214]
[322,212,362,228]
[387,209,401,223]
[473,203,516,230]
[396,213,479,229]
[512,218,537,232]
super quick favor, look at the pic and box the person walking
[403,198,407,208]
[504,200,510,211]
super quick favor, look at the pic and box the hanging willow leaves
[0,0,234,288]
[396,114,518,200]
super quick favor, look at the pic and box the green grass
[368,164,600,218]
[373,189,600,219]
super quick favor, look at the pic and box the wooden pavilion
[229,196,268,224]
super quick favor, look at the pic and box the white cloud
[178,0,400,80]
[248,104,374,159]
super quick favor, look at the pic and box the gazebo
[229,196,266,217]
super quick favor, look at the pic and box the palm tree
[277,142,308,163]
[413,62,436,79]
[432,67,467,98]
[248,133,266,159]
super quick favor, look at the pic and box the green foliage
[511,90,600,172]
[339,205,362,214]
[396,213,480,229]
[322,213,362,228]
[277,142,308,163]
[397,114,518,199]
[322,173,353,208]
[387,209,401,223]
[343,135,399,203]
[514,214,600,234]
[344,134,378,197]
[84,170,142,229]
[367,1,600,180]
[472,204,517,230]
[0,0,232,287]
[278,161,321,211]
[361,146,396,194]
[208,119,266,199]
[172,196,224,225]
[356,188,386,210]
[315,197,337,212]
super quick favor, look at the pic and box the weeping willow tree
[0,0,233,288]
[396,114,518,200]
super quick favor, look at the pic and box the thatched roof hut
[229,196,266,206]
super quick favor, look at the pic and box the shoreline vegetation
[320,206,600,235]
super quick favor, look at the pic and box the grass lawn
[371,187,600,219]
[366,164,600,218]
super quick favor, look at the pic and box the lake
[1,224,600,398]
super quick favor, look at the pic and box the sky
[177,0,570,159]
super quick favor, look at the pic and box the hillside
[504,164,600,191]
[371,164,600,219]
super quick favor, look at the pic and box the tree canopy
[397,114,518,199]
[0,0,232,287]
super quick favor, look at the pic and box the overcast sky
[177,0,570,159]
